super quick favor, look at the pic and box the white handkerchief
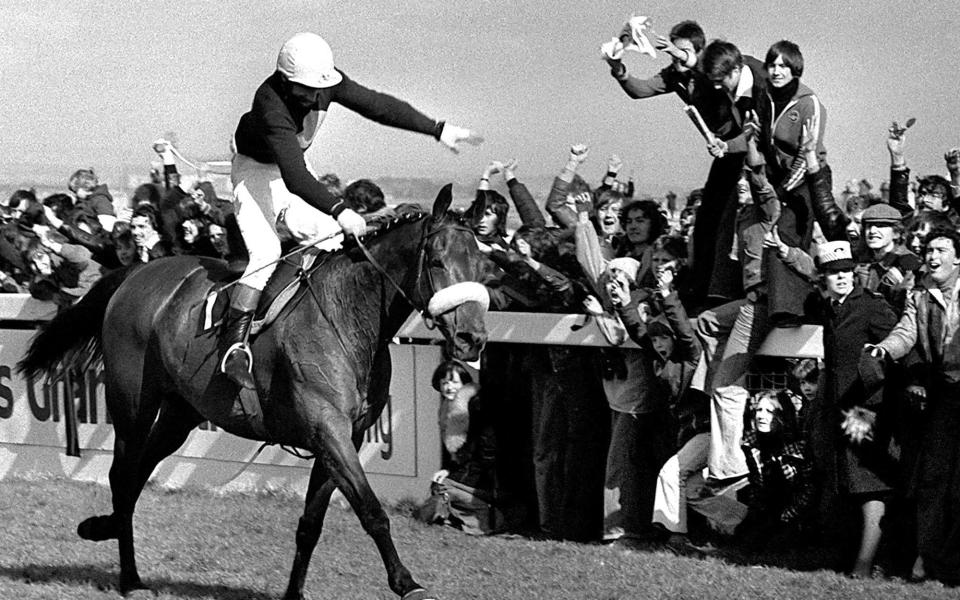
[624,15,656,58]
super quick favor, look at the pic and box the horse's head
[414,184,489,362]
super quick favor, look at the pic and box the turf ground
[0,477,952,599]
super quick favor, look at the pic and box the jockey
[222,32,482,389]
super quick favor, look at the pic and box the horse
[17,185,489,600]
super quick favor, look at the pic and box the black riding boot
[219,284,260,390]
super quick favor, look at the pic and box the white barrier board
[0,320,442,502]
[1,295,822,502]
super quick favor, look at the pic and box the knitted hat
[605,256,640,283]
[816,240,855,271]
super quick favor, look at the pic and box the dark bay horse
[18,186,488,600]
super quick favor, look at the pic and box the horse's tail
[16,266,134,379]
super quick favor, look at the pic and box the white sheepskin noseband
[427,281,489,316]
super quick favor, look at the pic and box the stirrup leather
[220,342,253,375]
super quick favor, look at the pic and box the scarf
[439,383,477,455]
[769,79,800,120]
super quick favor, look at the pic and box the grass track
[0,477,952,599]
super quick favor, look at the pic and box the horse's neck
[364,218,425,282]
[351,218,427,337]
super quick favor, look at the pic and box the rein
[355,237,424,316]
[354,218,476,328]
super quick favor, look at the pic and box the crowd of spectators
[5,18,960,588]
[0,139,393,309]
[418,20,960,589]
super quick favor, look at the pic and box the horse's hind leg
[283,461,336,600]
[312,413,430,600]
[79,390,202,594]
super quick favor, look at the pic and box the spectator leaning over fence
[38,202,120,271]
[473,155,608,540]
[804,240,897,578]
[869,227,960,584]
[67,168,117,233]
[24,225,103,309]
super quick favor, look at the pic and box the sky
[1,0,958,197]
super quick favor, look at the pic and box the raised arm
[945,148,960,212]
[546,144,589,230]
[802,119,849,240]
[502,159,547,227]
[887,122,913,216]
[659,275,701,363]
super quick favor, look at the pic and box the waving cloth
[600,15,657,61]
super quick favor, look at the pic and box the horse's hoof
[120,577,153,597]
[401,588,437,600]
[78,515,119,541]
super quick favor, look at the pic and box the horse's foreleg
[283,462,336,600]
[315,415,430,600]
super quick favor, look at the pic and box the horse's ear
[431,183,454,221]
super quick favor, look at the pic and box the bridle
[355,216,476,330]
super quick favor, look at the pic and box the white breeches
[231,153,342,291]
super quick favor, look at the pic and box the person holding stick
[602,28,768,310]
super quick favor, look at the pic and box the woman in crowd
[737,389,816,549]
[417,360,500,535]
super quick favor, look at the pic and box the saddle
[199,247,328,336]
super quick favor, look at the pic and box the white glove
[440,123,484,154]
[431,469,450,484]
[600,38,625,61]
[336,208,368,238]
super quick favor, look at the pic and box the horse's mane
[357,204,429,244]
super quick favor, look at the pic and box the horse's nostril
[456,331,481,347]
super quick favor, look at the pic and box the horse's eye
[430,258,445,269]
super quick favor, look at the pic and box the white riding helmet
[276,32,342,88]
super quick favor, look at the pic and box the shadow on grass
[0,563,275,600]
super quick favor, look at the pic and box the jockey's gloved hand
[336,208,368,238]
[439,123,483,154]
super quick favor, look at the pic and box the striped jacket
[762,81,827,192]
